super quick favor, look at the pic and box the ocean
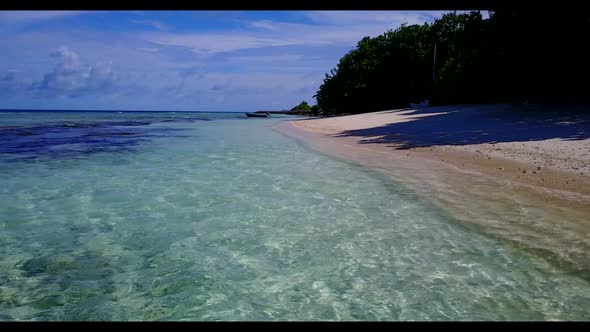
[0,110,589,320]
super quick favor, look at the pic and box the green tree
[291,101,312,111]
[313,10,590,115]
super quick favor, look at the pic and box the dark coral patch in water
[0,117,205,162]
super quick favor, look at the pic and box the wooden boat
[245,112,269,118]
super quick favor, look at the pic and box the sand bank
[275,104,590,270]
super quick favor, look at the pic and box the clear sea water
[0,111,589,321]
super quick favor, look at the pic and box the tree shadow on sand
[332,104,590,150]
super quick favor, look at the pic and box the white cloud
[146,33,295,54]
[35,46,118,96]
[227,53,303,63]
[303,11,444,25]
[130,19,172,31]
[144,25,363,55]
[144,12,446,56]
[249,20,279,31]
[133,12,450,109]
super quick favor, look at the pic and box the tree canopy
[290,101,312,111]
[313,10,590,116]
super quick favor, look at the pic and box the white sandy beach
[275,104,590,269]
[284,104,590,196]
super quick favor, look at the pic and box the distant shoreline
[254,110,311,115]
[0,109,247,113]
[0,108,313,115]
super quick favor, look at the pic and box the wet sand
[274,104,590,271]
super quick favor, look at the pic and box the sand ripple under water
[0,111,589,320]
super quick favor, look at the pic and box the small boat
[245,112,269,118]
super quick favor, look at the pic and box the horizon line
[0,109,247,113]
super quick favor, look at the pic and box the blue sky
[0,10,484,111]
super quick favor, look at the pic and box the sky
[0,10,485,112]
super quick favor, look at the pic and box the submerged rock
[21,257,51,277]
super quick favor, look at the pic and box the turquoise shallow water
[0,111,589,321]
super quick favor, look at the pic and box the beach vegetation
[291,101,312,112]
[314,10,590,115]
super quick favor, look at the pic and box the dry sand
[275,104,590,269]
[285,104,590,197]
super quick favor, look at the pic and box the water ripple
[0,113,589,320]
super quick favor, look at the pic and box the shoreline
[274,105,590,270]
[281,104,590,200]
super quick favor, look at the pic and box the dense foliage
[290,101,312,111]
[313,10,590,115]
